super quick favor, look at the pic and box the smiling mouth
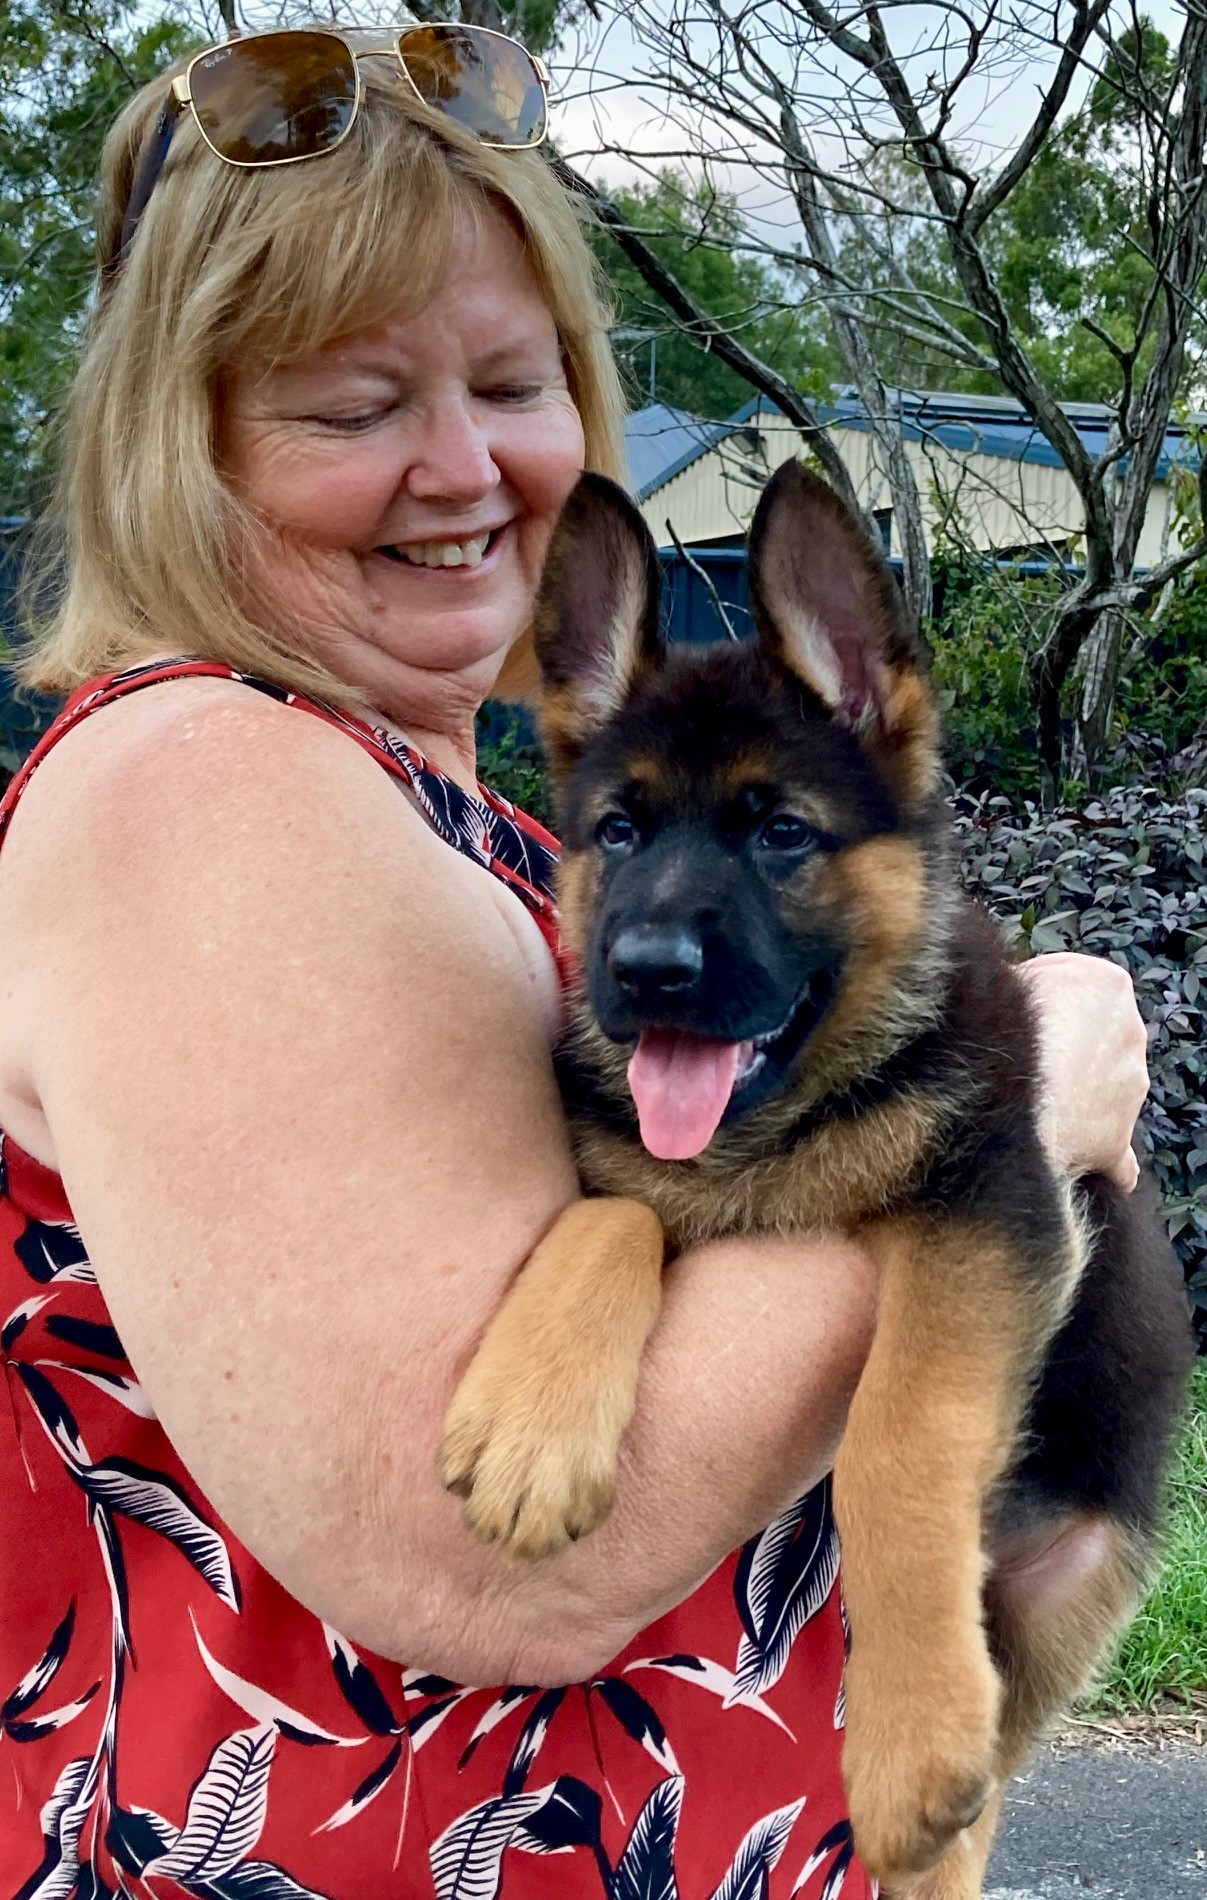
[376,527,504,569]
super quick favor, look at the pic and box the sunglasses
[113,23,550,277]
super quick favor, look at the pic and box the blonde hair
[22,49,626,703]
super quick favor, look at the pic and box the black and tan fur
[439,463,1193,1898]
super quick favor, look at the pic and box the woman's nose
[404,398,499,504]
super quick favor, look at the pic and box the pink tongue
[627,1029,741,1160]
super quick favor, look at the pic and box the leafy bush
[475,703,551,826]
[928,548,1051,801]
[927,547,1207,801]
[955,785,1207,1348]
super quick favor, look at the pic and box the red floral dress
[0,662,871,1900]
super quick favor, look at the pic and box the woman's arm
[0,680,876,1687]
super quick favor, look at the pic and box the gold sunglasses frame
[172,23,551,170]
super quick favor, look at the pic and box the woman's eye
[481,383,542,405]
[310,410,391,434]
[596,812,636,849]
[759,813,815,851]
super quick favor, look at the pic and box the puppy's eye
[597,812,636,850]
[759,813,815,852]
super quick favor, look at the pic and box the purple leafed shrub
[955,786,1207,1349]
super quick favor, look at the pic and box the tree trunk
[1078,608,1126,781]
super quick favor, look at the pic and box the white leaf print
[81,1461,239,1609]
[146,1726,275,1880]
[708,1798,805,1900]
[191,1611,367,1747]
[313,1740,402,1834]
[2,1292,52,1348]
[8,1687,100,1740]
[611,1775,684,1900]
[624,1655,796,1740]
[27,1755,93,1900]
[456,1686,535,1765]
[411,1690,476,1753]
[732,1486,840,1701]
[429,1784,557,1900]
[42,1362,157,1418]
[791,1819,855,1898]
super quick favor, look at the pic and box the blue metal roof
[624,403,736,500]
[627,390,1203,496]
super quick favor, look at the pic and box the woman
[0,29,1148,1898]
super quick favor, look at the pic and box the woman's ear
[748,459,941,810]
[533,472,664,772]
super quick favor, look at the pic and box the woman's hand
[1021,952,1150,1191]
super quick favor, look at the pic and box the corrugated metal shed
[626,390,1201,569]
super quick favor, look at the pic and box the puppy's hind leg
[439,1197,664,1560]
[987,1509,1152,1777]
[892,1513,1151,1900]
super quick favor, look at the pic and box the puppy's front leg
[439,1198,664,1560]
[835,1216,1038,1887]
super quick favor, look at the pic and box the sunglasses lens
[189,31,358,165]
[398,25,547,146]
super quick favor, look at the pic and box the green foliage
[927,548,1053,800]
[955,784,1207,1350]
[475,704,551,825]
[1093,1359,1207,1710]
[927,548,1207,801]
[831,16,1191,409]
[0,0,198,515]
[592,171,838,421]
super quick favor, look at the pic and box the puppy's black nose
[608,926,704,1000]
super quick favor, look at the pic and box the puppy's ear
[533,472,663,771]
[748,459,940,809]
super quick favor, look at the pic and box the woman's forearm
[398,1229,877,1687]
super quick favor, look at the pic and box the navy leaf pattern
[6,1683,100,1743]
[502,1687,565,1795]
[458,1685,535,1770]
[593,1678,680,1774]
[106,1804,178,1873]
[315,1740,403,1835]
[190,1614,365,1748]
[513,1776,603,1855]
[43,1314,126,1358]
[324,1629,399,1737]
[732,1479,840,1700]
[624,1655,796,1740]
[75,1457,241,1610]
[14,1219,94,1286]
[147,1726,276,1881]
[3,1602,76,1723]
[14,1362,88,1465]
[2,1291,51,1351]
[791,1819,856,1899]
[610,1774,684,1900]
[13,1754,93,1900]
[707,1799,804,1900]
[429,1784,561,1900]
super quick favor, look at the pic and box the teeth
[734,1041,766,1085]
[394,533,490,568]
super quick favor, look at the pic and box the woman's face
[221,206,586,731]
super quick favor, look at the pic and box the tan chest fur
[573,1089,947,1254]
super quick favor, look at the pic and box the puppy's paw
[439,1349,626,1560]
[842,1643,1000,1882]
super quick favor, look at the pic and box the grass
[1090,1357,1207,1714]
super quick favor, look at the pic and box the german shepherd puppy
[440,462,1193,1898]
